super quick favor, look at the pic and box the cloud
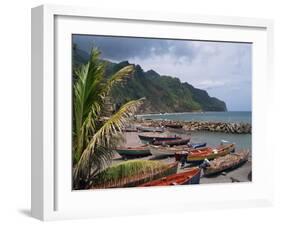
[73,35,196,62]
[73,35,252,111]
[196,80,226,90]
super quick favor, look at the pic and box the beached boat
[138,133,181,143]
[138,167,201,186]
[149,145,190,156]
[152,138,190,146]
[187,142,207,149]
[90,161,178,189]
[122,127,138,132]
[164,123,183,129]
[115,146,151,159]
[149,142,206,156]
[136,126,164,133]
[203,149,249,176]
[175,143,235,163]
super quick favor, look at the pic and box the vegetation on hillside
[73,46,227,114]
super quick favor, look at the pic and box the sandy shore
[112,130,252,184]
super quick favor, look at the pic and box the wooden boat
[138,133,181,143]
[203,149,249,176]
[152,138,190,146]
[164,123,183,129]
[187,142,207,149]
[150,143,206,156]
[149,145,190,156]
[115,146,151,159]
[91,161,179,189]
[138,167,201,186]
[122,127,138,132]
[175,143,235,163]
[136,126,164,133]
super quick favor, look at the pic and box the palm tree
[72,48,144,189]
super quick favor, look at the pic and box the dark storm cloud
[72,35,196,62]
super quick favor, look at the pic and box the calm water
[138,111,252,151]
[177,130,251,151]
[138,111,252,123]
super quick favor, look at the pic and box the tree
[72,48,144,189]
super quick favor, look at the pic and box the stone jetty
[134,119,251,134]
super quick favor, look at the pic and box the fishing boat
[138,133,181,143]
[122,127,138,132]
[164,123,183,129]
[90,161,179,189]
[115,146,151,159]
[203,149,249,176]
[149,145,190,156]
[138,167,201,186]
[175,143,235,163]
[149,143,206,156]
[187,142,207,149]
[152,138,190,146]
[136,126,164,133]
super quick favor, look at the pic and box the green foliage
[109,62,227,113]
[73,46,227,113]
[72,48,144,189]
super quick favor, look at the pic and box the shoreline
[112,130,252,184]
[136,110,251,117]
[107,116,252,186]
[132,118,252,134]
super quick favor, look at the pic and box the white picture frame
[31,4,274,221]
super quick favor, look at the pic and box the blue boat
[187,142,207,149]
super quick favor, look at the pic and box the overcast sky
[73,35,252,111]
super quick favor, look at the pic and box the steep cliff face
[73,48,227,114]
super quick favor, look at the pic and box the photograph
[72,34,252,190]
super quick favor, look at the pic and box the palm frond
[102,65,135,96]
[73,98,145,187]
[73,48,136,164]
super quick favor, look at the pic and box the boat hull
[138,167,201,187]
[150,145,189,156]
[203,150,249,176]
[186,168,201,184]
[152,138,190,146]
[115,148,151,159]
[175,144,235,163]
[164,124,183,129]
[138,134,180,143]
[137,126,164,133]
[188,142,207,149]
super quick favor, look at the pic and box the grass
[90,160,175,188]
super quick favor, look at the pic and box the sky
[73,35,252,111]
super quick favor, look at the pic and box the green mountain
[73,47,227,114]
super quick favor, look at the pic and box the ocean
[138,111,252,151]
[138,111,252,124]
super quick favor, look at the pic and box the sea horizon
[137,111,252,124]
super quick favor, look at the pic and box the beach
[112,117,252,185]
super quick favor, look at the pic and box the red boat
[175,143,235,163]
[152,138,190,146]
[138,167,201,186]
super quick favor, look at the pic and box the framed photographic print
[31,4,274,221]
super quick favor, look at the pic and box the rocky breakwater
[182,121,251,134]
[135,119,251,134]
